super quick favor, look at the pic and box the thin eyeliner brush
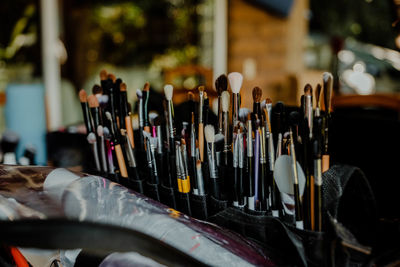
[164,84,177,189]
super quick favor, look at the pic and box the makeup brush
[228,72,243,127]
[143,82,151,133]
[289,129,303,229]
[97,125,108,173]
[221,90,230,165]
[254,125,261,209]
[1,131,19,165]
[322,72,333,172]
[164,84,175,149]
[239,108,250,124]
[259,122,268,211]
[79,89,93,134]
[190,112,198,194]
[176,141,191,215]
[232,126,240,206]
[143,131,157,184]
[120,83,135,149]
[313,116,323,231]
[204,91,210,126]
[252,87,262,119]
[215,74,228,134]
[106,111,128,178]
[198,86,205,162]
[136,88,145,151]
[315,83,322,117]
[238,129,245,206]
[205,124,220,199]
[246,114,255,210]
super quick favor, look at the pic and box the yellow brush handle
[125,116,135,149]
[198,123,204,162]
[115,144,128,178]
[178,177,191,193]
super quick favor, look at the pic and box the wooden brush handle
[115,144,128,178]
[144,126,150,133]
[198,123,204,162]
[322,155,330,173]
[125,116,135,149]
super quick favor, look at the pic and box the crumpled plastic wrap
[0,165,275,266]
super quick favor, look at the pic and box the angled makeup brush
[143,82,151,133]
[79,89,94,134]
[198,86,205,162]
[205,124,220,199]
[215,74,228,134]
[228,72,243,127]
[252,87,262,119]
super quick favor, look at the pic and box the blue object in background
[5,83,47,165]
[246,0,294,17]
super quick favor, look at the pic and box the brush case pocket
[145,182,161,202]
[127,178,145,194]
[190,194,208,220]
[177,192,191,216]
[159,184,177,209]
[208,195,228,217]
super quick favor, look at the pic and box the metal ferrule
[223,112,230,152]
[266,103,272,131]
[238,133,244,169]
[146,138,152,169]
[314,158,322,186]
[125,134,137,168]
[181,143,189,176]
[246,120,253,157]
[177,146,185,178]
[276,133,282,158]
[260,127,266,164]
[138,99,144,128]
[196,166,205,195]
[233,134,239,168]
[289,130,299,185]
[150,140,158,177]
[305,95,313,139]
[199,91,204,123]
[175,142,182,179]
[232,93,239,126]
[168,100,175,138]
[315,107,320,117]
[267,132,275,171]
[156,125,163,154]
[190,125,196,157]
[218,96,223,134]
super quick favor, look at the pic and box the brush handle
[258,163,267,211]
[191,157,198,190]
[233,166,239,203]
[246,156,254,197]
[218,97,223,134]
[81,103,93,133]
[314,158,323,231]
[99,135,108,173]
[156,153,165,184]
[115,144,128,178]
[125,116,135,149]
[91,142,101,172]
[238,166,244,206]
[198,123,204,162]
[294,182,303,229]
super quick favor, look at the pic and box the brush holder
[189,194,208,220]
[145,182,161,202]
[159,184,177,209]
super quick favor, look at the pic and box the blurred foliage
[310,0,398,49]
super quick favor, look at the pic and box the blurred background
[0,0,399,166]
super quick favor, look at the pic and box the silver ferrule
[168,100,175,137]
[181,143,189,176]
[190,125,196,157]
[314,158,322,186]
[139,99,144,127]
[156,125,163,154]
[267,132,275,171]
[178,145,185,178]
[246,120,253,157]
[233,134,239,168]
[289,130,299,185]
[238,133,244,169]
[260,127,266,163]
[196,164,205,195]
[199,91,204,123]
[218,96,223,134]
[175,142,182,179]
[232,93,239,126]
[305,95,313,139]
[276,133,282,159]
[315,107,320,117]
[125,134,137,168]
[223,112,229,152]
[266,103,272,131]
[150,141,158,176]
[146,138,152,168]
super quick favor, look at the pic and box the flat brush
[143,82,151,133]
[228,72,243,128]
[198,86,205,162]
[215,74,228,134]
[315,83,322,117]
[79,89,94,134]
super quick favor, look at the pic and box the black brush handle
[315,183,322,231]
[294,183,303,224]
[81,103,93,133]
[210,177,220,200]
[238,167,244,206]
[246,156,254,197]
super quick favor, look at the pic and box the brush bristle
[100,70,108,80]
[120,83,127,92]
[87,132,97,144]
[323,72,333,84]
[164,84,173,100]
[143,82,150,92]
[105,111,113,121]
[260,99,266,110]
[79,89,87,103]
[97,125,103,137]
[204,125,215,143]
[92,85,102,95]
[252,87,262,102]
[304,84,313,96]
[266,98,272,105]
[87,95,99,108]
[221,91,230,112]
[315,84,322,104]
[239,108,250,122]
[228,72,243,94]
[136,89,142,99]
[108,73,116,83]
[198,85,205,92]
[149,112,158,125]
[215,74,228,96]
